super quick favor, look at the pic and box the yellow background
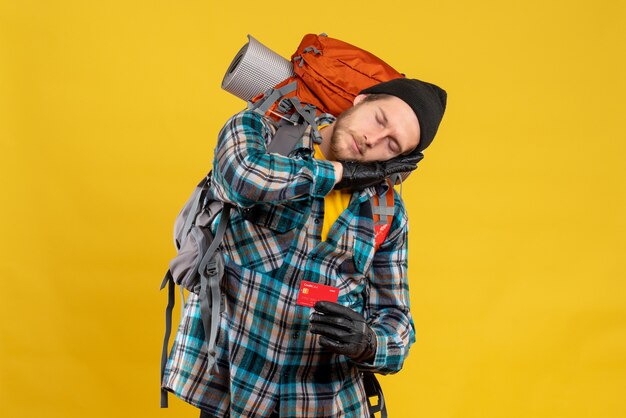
[1,0,625,417]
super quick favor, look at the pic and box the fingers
[389,164,417,175]
[310,312,353,331]
[407,152,424,164]
[318,336,360,359]
[318,335,349,353]
[309,321,351,340]
[314,301,362,320]
[386,152,424,173]
[388,159,418,172]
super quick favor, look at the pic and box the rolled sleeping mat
[221,35,295,101]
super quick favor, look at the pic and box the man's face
[329,94,421,162]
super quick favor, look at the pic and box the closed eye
[388,137,400,153]
[377,108,388,127]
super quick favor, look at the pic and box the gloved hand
[334,152,423,190]
[309,301,377,363]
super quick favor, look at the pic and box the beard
[329,105,362,162]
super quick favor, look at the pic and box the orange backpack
[249,33,404,125]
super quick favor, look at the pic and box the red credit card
[296,280,339,307]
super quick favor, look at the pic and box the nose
[363,132,383,147]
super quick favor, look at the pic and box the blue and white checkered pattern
[162,110,416,417]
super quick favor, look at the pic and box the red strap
[372,184,395,251]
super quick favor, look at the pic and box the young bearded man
[162,77,447,417]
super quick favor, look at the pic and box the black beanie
[360,78,447,153]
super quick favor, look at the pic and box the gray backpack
[159,124,308,407]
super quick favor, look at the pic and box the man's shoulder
[226,109,337,128]
[222,109,278,135]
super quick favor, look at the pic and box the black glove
[309,301,377,363]
[334,152,424,190]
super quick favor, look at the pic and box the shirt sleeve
[354,191,416,374]
[210,110,337,208]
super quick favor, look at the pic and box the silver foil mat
[221,35,295,101]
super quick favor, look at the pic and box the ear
[353,94,367,106]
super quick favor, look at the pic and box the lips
[351,136,362,156]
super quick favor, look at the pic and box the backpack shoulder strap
[267,123,308,155]
[371,181,395,251]
[363,371,388,418]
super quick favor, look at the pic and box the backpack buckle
[277,98,293,113]
[205,259,219,277]
[203,251,224,278]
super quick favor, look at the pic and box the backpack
[161,33,400,417]
[248,33,403,123]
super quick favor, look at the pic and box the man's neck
[318,123,336,161]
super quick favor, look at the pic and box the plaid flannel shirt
[162,110,416,417]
